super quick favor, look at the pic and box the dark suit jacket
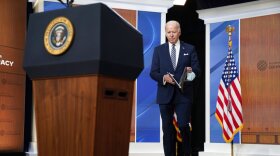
[150,41,200,104]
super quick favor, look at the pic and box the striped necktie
[171,44,176,69]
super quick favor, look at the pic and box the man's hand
[164,74,175,85]
[186,67,192,73]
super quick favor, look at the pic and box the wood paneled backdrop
[241,13,280,144]
[0,0,26,152]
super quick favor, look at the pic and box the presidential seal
[44,17,74,55]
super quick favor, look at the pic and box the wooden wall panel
[0,73,25,151]
[0,46,25,74]
[0,0,26,152]
[240,13,280,144]
[113,8,137,142]
[0,0,26,49]
[114,9,137,27]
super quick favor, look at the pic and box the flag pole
[231,141,233,156]
[216,24,243,156]
[226,25,235,156]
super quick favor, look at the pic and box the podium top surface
[24,3,143,80]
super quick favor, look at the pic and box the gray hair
[165,20,181,33]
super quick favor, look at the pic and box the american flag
[173,113,191,142]
[215,33,243,143]
[173,113,182,142]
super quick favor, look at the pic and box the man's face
[165,23,181,44]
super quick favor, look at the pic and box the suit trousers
[159,89,192,156]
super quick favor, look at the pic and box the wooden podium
[23,3,143,156]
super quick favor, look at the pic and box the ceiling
[195,0,257,9]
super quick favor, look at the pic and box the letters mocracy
[0,55,14,67]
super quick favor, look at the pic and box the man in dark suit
[150,20,200,156]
